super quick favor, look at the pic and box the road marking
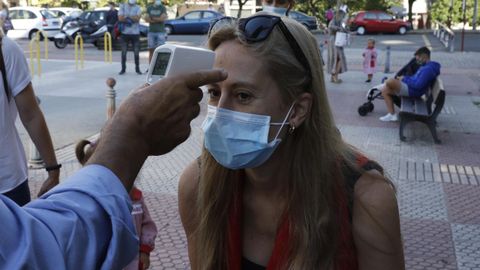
[422,34,432,50]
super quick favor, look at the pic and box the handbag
[3,17,13,31]
[334,32,350,47]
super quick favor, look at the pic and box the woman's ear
[289,92,312,128]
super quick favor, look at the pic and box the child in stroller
[357,57,421,116]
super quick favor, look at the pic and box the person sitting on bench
[379,47,441,122]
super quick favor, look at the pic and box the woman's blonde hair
[194,16,376,269]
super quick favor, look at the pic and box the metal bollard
[104,32,112,64]
[75,35,84,70]
[384,45,391,73]
[28,96,44,168]
[106,78,116,119]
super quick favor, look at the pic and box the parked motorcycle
[54,19,107,49]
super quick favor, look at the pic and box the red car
[349,11,410,35]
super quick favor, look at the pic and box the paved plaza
[22,38,480,269]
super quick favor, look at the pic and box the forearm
[152,14,167,23]
[87,115,149,192]
[131,15,141,22]
[22,111,58,168]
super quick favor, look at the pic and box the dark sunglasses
[208,15,312,80]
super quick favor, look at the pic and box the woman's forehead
[214,41,263,72]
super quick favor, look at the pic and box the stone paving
[24,45,480,269]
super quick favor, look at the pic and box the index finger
[183,69,228,89]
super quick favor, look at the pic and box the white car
[7,7,61,40]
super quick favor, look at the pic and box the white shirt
[0,165,138,269]
[0,36,31,193]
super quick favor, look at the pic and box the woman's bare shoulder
[352,170,405,269]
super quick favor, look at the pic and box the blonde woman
[327,9,349,83]
[179,14,405,270]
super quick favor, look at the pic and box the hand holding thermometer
[146,44,216,85]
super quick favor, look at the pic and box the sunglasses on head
[208,15,312,80]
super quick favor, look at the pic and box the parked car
[7,7,62,40]
[349,10,410,35]
[164,10,223,35]
[288,10,318,31]
[49,7,83,20]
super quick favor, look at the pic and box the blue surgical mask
[202,104,294,170]
[155,0,161,5]
[128,0,136,5]
[262,5,288,15]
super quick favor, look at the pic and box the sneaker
[365,79,371,83]
[379,113,398,122]
[119,70,125,75]
[136,69,142,75]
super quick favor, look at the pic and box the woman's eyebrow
[230,81,258,90]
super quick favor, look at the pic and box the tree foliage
[431,0,476,25]
[295,0,402,22]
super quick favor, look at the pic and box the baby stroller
[357,58,420,116]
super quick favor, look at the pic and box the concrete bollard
[28,96,44,168]
[106,78,116,120]
[384,45,391,73]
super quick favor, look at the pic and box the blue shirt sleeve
[0,165,138,270]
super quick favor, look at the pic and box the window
[184,11,201,20]
[378,13,393,20]
[289,12,299,19]
[26,11,37,19]
[9,10,19,19]
[203,11,216,19]
[364,12,377,20]
[40,10,56,19]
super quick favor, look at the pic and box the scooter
[54,20,107,49]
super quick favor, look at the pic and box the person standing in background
[145,0,168,64]
[118,0,142,75]
[106,2,118,35]
[0,0,12,35]
[327,8,349,83]
[362,38,377,83]
[1,34,60,206]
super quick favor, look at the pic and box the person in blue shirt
[0,69,228,269]
[379,47,441,122]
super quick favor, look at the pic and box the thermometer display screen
[152,52,171,76]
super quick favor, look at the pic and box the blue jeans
[3,180,31,206]
[120,34,140,71]
[147,32,166,49]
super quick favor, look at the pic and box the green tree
[431,0,476,26]
[365,0,388,10]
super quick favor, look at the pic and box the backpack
[3,10,13,32]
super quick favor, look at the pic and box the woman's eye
[208,89,220,99]
[237,92,252,102]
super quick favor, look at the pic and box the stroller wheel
[358,104,368,116]
[367,102,374,112]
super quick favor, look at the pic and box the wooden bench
[399,77,446,144]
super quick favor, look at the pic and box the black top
[106,9,118,27]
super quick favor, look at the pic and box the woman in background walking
[327,8,348,83]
